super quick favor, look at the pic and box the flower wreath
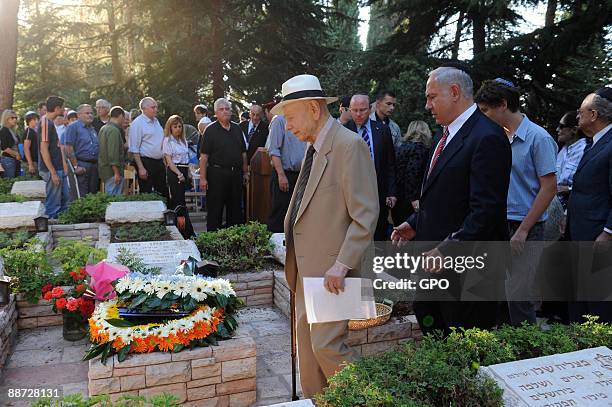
[86,300,225,362]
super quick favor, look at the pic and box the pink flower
[51,287,65,299]
[66,298,79,312]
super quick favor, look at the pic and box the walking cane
[290,290,299,401]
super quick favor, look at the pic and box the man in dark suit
[392,66,512,335]
[240,104,269,162]
[345,94,397,241]
[567,87,612,323]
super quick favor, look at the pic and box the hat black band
[283,89,326,101]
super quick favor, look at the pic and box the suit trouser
[139,157,168,198]
[374,202,390,241]
[267,170,299,233]
[76,160,99,196]
[206,166,243,232]
[295,276,355,398]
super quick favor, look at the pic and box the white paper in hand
[303,277,376,323]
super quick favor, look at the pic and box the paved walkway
[0,306,297,406]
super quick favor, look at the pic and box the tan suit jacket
[284,119,379,291]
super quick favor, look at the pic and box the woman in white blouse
[163,115,194,238]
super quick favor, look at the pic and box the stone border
[88,335,257,406]
[273,271,423,356]
[0,295,18,372]
[223,270,274,307]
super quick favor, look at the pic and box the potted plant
[42,268,95,341]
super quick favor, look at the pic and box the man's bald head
[349,94,371,127]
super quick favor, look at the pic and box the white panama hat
[270,74,338,115]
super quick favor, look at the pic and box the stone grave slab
[270,233,286,265]
[106,240,201,274]
[480,346,612,406]
[264,401,315,407]
[10,180,46,199]
[0,201,44,230]
[105,201,166,224]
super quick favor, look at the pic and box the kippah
[595,87,612,102]
[494,77,516,88]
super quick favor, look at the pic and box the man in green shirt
[98,107,126,195]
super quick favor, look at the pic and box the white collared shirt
[592,123,612,147]
[312,115,335,154]
[428,103,477,169]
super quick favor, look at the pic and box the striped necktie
[427,126,449,178]
[247,125,256,141]
[287,145,316,240]
[361,127,373,159]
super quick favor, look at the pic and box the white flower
[190,279,210,302]
[115,278,130,293]
[128,277,146,294]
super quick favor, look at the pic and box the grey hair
[350,94,370,106]
[139,97,157,110]
[429,67,474,98]
[95,99,111,109]
[591,94,612,123]
[214,98,231,111]
[76,104,91,112]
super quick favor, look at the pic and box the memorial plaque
[106,240,201,274]
[10,180,46,199]
[105,201,166,224]
[270,233,286,266]
[0,201,45,230]
[480,346,612,406]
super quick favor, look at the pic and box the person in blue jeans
[0,110,22,178]
[38,95,70,218]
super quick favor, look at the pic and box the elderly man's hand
[391,222,416,246]
[323,262,349,295]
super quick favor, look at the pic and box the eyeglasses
[577,108,595,116]
[9,117,17,120]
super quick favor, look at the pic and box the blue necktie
[361,127,373,159]
[247,125,256,141]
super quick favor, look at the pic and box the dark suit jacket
[568,126,612,241]
[409,108,511,244]
[345,119,397,201]
[240,120,269,163]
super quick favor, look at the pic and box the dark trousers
[76,160,99,196]
[166,165,195,238]
[206,166,243,232]
[267,170,299,233]
[139,157,168,198]
[374,201,390,241]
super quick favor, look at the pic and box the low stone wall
[50,223,104,248]
[88,336,257,406]
[273,271,422,356]
[0,295,18,371]
[16,293,63,329]
[224,270,274,307]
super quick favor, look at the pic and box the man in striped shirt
[38,95,70,218]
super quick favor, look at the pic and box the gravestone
[0,201,45,230]
[270,233,286,265]
[264,401,314,407]
[10,180,46,199]
[105,201,166,224]
[106,240,201,274]
[480,346,612,406]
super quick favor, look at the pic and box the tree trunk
[0,0,20,110]
[470,10,486,56]
[210,0,225,100]
[107,0,123,83]
[125,0,135,71]
[451,12,465,59]
[545,0,557,27]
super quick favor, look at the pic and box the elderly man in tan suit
[271,74,379,398]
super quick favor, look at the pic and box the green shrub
[51,239,107,281]
[0,240,54,303]
[195,222,272,274]
[32,392,180,406]
[0,193,25,203]
[316,320,612,407]
[58,192,166,224]
[0,229,35,249]
[113,222,168,242]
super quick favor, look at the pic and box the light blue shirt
[128,113,164,159]
[267,115,306,172]
[556,138,587,187]
[507,115,558,222]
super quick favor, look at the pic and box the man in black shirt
[199,98,248,231]
[93,99,111,133]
